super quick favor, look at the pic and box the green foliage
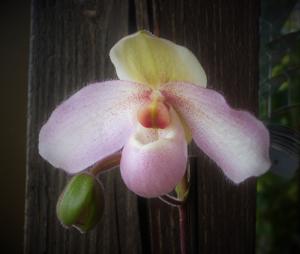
[257,0,300,253]
[257,172,300,253]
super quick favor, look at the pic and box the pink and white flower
[39,31,271,198]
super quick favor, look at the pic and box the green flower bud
[56,173,105,233]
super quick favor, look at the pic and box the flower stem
[89,152,121,176]
[178,204,187,254]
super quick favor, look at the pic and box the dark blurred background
[0,1,30,253]
[257,0,300,253]
[0,0,299,253]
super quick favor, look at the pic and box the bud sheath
[56,173,105,233]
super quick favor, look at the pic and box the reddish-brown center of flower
[137,98,171,129]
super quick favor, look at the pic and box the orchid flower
[39,31,271,198]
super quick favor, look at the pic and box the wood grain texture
[25,0,259,253]
[25,1,142,253]
[135,1,259,253]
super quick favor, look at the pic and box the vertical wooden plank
[134,0,259,253]
[25,0,142,253]
[26,0,259,253]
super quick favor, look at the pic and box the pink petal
[39,81,151,174]
[162,83,271,183]
[120,110,188,197]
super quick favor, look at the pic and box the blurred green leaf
[258,0,300,253]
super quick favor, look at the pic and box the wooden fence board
[25,0,259,253]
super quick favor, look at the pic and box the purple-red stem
[178,205,187,254]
